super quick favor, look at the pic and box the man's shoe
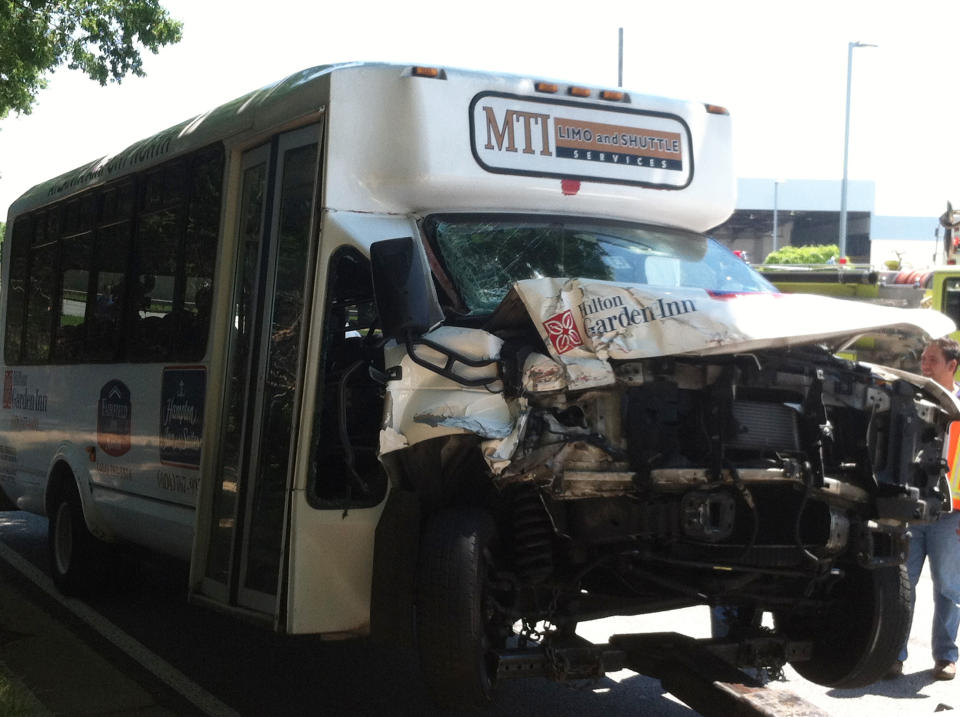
[933,660,956,681]
[883,660,904,679]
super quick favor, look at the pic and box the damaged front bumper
[378,277,955,612]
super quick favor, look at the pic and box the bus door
[191,124,321,621]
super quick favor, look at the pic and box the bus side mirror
[371,237,443,341]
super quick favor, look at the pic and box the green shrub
[0,668,40,717]
[764,244,841,265]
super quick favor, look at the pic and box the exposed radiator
[727,400,800,451]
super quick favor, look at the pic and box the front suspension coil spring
[512,485,554,583]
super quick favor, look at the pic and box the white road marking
[0,540,240,717]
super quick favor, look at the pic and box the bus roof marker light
[568,86,591,98]
[599,90,625,101]
[535,81,559,94]
[410,66,446,79]
[705,104,729,115]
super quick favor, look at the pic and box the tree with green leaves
[0,0,182,119]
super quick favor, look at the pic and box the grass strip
[0,661,48,716]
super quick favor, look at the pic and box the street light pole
[839,40,876,260]
[772,180,781,253]
[618,27,623,88]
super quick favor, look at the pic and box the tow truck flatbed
[496,631,831,717]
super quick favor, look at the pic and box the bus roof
[9,62,736,231]
[8,62,352,217]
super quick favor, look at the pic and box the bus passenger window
[130,209,179,361]
[129,160,185,362]
[5,147,222,366]
[180,146,222,359]
[124,149,223,362]
[4,217,31,363]
[89,223,130,361]
[50,194,96,363]
[100,182,134,225]
[308,248,387,509]
[54,233,93,362]
[22,212,59,363]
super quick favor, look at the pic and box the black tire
[416,508,503,708]
[775,563,912,687]
[48,479,100,596]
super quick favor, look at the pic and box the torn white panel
[522,353,566,393]
[560,356,616,391]
[522,348,614,394]
[497,277,956,361]
[384,382,513,449]
[482,409,529,474]
[414,391,514,439]
[381,326,511,451]
[378,427,409,455]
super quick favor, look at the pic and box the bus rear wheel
[48,479,99,596]
[416,508,505,708]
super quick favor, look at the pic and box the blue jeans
[898,511,960,663]
[711,605,735,638]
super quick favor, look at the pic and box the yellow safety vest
[944,421,960,510]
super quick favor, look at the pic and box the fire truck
[756,204,960,370]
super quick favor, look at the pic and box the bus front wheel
[416,508,504,708]
[774,563,912,687]
[48,479,99,596]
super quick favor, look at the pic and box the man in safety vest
[887,337,960,681]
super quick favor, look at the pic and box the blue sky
[1,0,957,220]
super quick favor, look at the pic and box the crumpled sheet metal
[505,277,955,362]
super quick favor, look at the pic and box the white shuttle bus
[2,63,958,706]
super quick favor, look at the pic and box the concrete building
[870,215,944,269]
[711,178,944,268]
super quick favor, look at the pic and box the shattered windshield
[424,215,776,315]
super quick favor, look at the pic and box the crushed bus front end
[367,221,957,706]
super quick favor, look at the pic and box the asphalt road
[0,509,956,716]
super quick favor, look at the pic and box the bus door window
[242,140,318,597]
[206,156,268,587]
[308,247,386,509]
[205,129,320,610]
